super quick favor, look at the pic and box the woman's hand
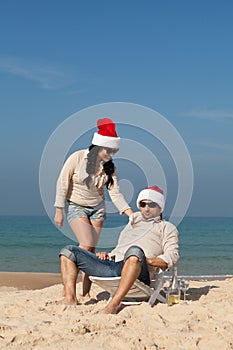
[123,208,134,217]
[54,208,64,228]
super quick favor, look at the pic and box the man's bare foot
[57,298,79,306]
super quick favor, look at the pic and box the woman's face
[97,147,119,162]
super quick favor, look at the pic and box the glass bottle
[167,266,180,306]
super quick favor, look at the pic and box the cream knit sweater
[54,149,130,213]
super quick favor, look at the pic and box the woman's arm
[54,151,80,227]
[54,152,78,208]
[107,169,133,215]
[54,207,64,228]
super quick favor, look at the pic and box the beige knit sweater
[54,149,130,213]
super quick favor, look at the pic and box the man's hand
[146,258,153,266]
[146,257,168,270]
[96,252,109,260]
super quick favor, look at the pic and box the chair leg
[157,293,166,304]
[148,279,163,306]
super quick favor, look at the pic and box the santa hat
[92,118,120,149]
[136,185,165,212]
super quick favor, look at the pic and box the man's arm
[156,223,179,269]
[146,257,168,270]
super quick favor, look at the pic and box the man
[59,185,179,314]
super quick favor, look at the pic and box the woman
[54,118,133,297]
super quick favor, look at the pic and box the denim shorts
[59,245,150,286]
[65,200,106,222]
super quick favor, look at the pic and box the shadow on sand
[185,285,219,301]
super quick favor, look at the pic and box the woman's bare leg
[80,220,103,297]
[69,217,103,297]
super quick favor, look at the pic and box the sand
[0,272,232,350]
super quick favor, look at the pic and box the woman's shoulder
[76,149,88,156]
[63,149,87,165]
[69,149,87,159]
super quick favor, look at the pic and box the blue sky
[0,0,232,217]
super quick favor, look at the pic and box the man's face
[139,200,161,220]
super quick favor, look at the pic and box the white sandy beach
[0,273,232,350]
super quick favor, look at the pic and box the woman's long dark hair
[84,145,115,189]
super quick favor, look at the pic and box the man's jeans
[59,245,150,286]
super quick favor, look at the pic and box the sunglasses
[105,148,119,155]
[139,201,158,208]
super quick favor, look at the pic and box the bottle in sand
[167,266,180,306]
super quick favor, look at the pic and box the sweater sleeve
[107,169,131,214]
[156,222,179,269]
[54,152,78,208]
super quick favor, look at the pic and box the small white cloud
[191,139,233,153]
[183,109,233,121]
[0,56,75,90]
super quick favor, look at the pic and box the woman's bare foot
[83,293,91,300]
[57,297,79,306]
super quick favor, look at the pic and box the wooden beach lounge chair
[89,269,166,306]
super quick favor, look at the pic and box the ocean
[0,215,232,276]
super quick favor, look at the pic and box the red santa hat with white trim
[136,185,165,212]
[92,118,120,149]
